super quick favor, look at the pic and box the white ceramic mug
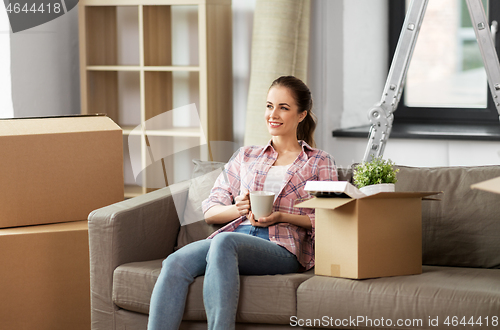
[249,191,275,220]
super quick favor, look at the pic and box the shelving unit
[78,0,233,198]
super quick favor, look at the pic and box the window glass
[405,0,489,108]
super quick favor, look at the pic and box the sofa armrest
[88,180,190,330]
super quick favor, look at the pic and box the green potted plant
[353,157,400,196]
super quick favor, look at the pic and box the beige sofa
[88,163,500,329]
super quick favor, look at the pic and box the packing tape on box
[331,264,340,277]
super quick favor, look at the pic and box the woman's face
[265,86,306,138]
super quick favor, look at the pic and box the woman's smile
[268,121,283,128]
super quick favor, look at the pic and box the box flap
[0,115,121,136]
[305,181,365,198]
[296,191,441,210]
[0,221,88,236]
[471,176,500,194]
[295,197,355,210]
[360,191,442,200]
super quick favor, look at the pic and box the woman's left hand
[248,211,282,227]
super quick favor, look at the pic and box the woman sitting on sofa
[148,75,338,330]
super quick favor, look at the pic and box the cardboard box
[0,115,124,228]
[0,221,90,330]
[471,176,500,194]
[297,184,438,279]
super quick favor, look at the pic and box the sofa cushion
[337,165,352,183]
[297,266,500,329]
[191,159,226,179]
[176,160,226,249]
[113,259,314,324]
[395,165,500,269]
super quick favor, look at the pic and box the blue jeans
[147,226,300,330]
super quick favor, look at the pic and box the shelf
[82,0,230,6]
[85,71,141,125]
[143,71,200,121]
[331,122,500,141]
[144,66,200,72]
[124,185,144,199]
[84,6,140,66]
[122,126,202,137]
[122,126,137,135]
[87,66,142,71]
[145,135,203,186]
[87,65,200,71]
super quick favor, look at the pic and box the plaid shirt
[202,140,338,270]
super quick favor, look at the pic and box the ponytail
[297,105,317,148]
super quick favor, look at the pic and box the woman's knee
[206,233,241,262]
[161,241,210,278]
[160,252,188,278]
[210,232,240,250]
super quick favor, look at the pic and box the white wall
[341,0,388,129]
[0,7,15,118]
[308,0,388,164]
[10,7,80,118]
[308,0,344,150]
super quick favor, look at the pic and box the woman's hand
[248,211,282,227]
[234,190,251,216]
[249,211,312,230]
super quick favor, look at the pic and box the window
[391,0,500,126]
[0,7,13,118]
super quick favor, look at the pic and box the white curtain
[0,7,14,118]
[244,0,311,146]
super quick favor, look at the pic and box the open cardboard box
[296,181,440,279]
[471,176,500,194]
[0,114,124,228]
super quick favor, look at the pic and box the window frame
[390,0,500,125]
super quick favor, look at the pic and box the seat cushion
[297,266,500,329]
[113,259,314,324]
[395,165,500,268]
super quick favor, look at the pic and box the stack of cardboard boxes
[0,115,123,330]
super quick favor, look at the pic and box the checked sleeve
[202,148,243,214]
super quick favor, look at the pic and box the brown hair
[269,76,317,148]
